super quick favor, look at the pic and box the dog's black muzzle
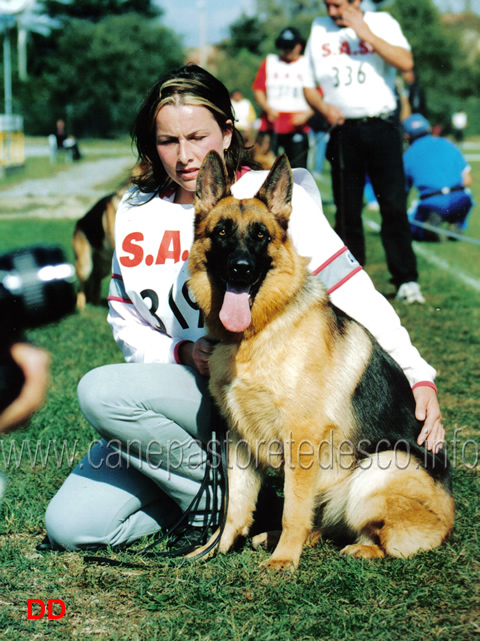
[227,250,255,285]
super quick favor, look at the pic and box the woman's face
[155,103,233,204]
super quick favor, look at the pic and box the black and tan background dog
[73,191,120,310]
[73,164,143,309]
[187,150,454,571]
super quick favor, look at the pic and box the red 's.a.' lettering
[120,232,144,267]
[358,40,372,54]
[156,230,181,264]
[322,43,332,57]
[119,230,185,267]
[321,40,374,58]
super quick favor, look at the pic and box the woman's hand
[178,337,217,377]
[413,386,444,453]
[0,343,51,433]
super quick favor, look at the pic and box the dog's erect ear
[194,150,230,218]
[255,154,293,230]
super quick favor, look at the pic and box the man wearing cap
[403,113,474,241]
[303,0,425,304]
[252,26,313,168]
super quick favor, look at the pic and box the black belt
[342,112,397,126]
[419,186,465,200]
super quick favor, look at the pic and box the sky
[157,0,480,50]
[157,0,256,49]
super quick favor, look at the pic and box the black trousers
[271,131,309,169]
[327,117,418,287]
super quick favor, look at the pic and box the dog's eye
[251,223,270,241]
[218,228,226,237]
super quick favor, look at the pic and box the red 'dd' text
[28,598,66,620]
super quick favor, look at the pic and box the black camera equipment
[0,246,76,413]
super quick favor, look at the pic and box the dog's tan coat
[187,152,454,570]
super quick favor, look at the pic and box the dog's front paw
[184,527,222,560]
[259,556,297,572]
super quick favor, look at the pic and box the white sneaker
[395,281,426,304]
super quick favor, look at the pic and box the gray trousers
[45,363,215,550]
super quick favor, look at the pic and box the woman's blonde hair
[131,64,259,195]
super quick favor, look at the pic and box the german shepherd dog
[73,192,120,310]
[252,131,277,170]
[187,150,454,571]
[73,165,143,309]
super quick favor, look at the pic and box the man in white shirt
[303,0,425,304]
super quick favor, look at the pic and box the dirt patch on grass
[0,156,135,221]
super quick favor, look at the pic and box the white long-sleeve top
[108,168,436,387]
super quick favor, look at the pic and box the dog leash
[83,408,230,569]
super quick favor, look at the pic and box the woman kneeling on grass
[43,65,444,551]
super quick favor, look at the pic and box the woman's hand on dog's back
[178,337,217,377]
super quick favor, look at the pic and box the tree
[19,14,185,136]
[42,0,161,22]
[215,48,263,108]
[390,0,475,129]
[224,15,265,56]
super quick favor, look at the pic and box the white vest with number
[304,12,410,118]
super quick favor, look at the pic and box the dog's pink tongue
[219,284,251,333]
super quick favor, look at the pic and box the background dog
[73,191,121,310]
[73,165,142,309]
[187,151,454,571]
[252,131,277,170]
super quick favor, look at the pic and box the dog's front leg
[262,440,318,571]
[187,432,262,559]
[217,433,263,552]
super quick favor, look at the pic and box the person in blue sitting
[403,113,474,241]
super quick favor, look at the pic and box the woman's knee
[45,490,96,550]
[44,446,172,550]
[44,445,131,550]
[77,365,122,430]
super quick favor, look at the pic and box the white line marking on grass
[413,244,480,292]
[365,219,480,292]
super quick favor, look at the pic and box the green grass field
[0,140,479,640]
